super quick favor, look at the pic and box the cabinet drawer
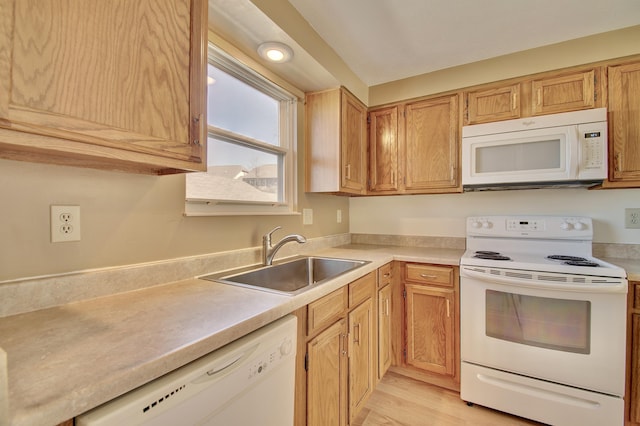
[307,287,348,336]
[377,263,392,288]
[405,264,453,287]
[349,272,376,308]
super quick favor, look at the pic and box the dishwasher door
[77,315,297,426]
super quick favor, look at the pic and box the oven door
[460,265,627,396]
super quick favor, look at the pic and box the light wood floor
[352,371,546,426]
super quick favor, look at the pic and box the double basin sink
[200,256,370,296]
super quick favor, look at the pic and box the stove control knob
[482,221,492,229]
[574,222,586,231]
[560,222,573,230]
[471,221,482,229]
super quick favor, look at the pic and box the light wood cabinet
[377,262,393,379]
[465,83,521,124]
[606,61,640,186]
[368,106,399,192]
[531,70,596,116]
[348,297,374,423]
[464,68,600,125]
[626,281,640,425]
[305,87,367,195]
[0,0,207,175]
[297,270,378,426]
[405,283,455,376]
[378,282,392,379]
[395,262,460,391]
[307,319,348,426]
[368,94,460,195]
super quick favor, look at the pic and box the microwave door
[463,126,573,185]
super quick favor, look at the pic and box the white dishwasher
[77,315,297,426]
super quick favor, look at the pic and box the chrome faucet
[262,226,307,265]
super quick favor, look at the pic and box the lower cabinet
[295,261,459,425]
[296,271,377,426]
[307,319,349,426]
[397,262,460,391]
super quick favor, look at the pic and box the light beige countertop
[0,245,463,426]
[605,257,640,281]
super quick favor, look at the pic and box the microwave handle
[569,125,580,177]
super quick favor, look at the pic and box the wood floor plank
[352,371,545,426]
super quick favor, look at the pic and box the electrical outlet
[337,209,342,223]
[625,208,640,229]
[51,205,81,242]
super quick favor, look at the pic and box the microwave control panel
[578,123,607,177]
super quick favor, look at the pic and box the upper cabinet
[368,94,460,195]
[305,87,367,195]
[531,70,596,116]
[368,106,399,192]
[465,83,521,125]
[464,68,602,125]
[0,0,207,174]
[606,60,640,186]
[404,96,459,192]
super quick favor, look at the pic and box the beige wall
[369,25,640,106]
[0,101,349,282]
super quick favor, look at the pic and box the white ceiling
[209,0,640,90]
[288,0,640,86]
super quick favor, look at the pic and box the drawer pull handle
[419,274,437,279]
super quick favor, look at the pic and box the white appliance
[460,216,627,426]
[462,108,608,191]
[77,315,297,426]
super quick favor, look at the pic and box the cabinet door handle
[385,298,390,316]
[353,323,361,345]
[340,333,348,356]
[345,164,351,180]
[536,88,541,107]
[513,92,519,110]
[615,152,622,172]
[446,299,451,318]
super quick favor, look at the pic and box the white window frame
[185,43,299,216]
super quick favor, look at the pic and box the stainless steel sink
[200,256,370,296]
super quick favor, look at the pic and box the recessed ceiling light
[257,42,293,63]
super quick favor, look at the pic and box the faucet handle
[264,226,282,242]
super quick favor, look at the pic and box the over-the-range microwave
[461,108,607,191]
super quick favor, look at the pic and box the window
[185,44,298,216]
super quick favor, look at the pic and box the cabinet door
[349,298,374,423]
[531,70,596,116]
[369,106,399,192]
[378,284,392,379]
[0,0,206,174]
[608,62,640,183]
[405,284,455,376]
[307,319,348,426]
[341,90,367,194]
[404,95,459,191]
[465,84,520,124]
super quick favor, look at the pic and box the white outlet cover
[51,205,81,242]
[302,208,313,225]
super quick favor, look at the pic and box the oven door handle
[460,267,627,293]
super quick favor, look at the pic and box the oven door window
[486,290,590,354]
